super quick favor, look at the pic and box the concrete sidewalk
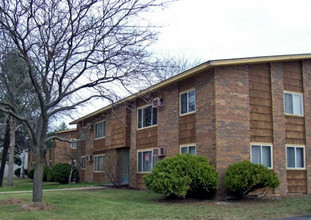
[0,186,106,194]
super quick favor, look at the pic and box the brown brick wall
[157,84,180,157]
[270,62,287,196]
[215,65,251,195]
[195,69,216,165]
[302,60,311,194]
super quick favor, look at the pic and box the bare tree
[0,0,173,202]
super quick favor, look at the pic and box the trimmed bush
[144,154,218,198]
[224,160,280,199]
[28,168,34,179]
[50,163,76,184]
[14,168,28,177]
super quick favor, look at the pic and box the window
[284,92,303,116]
[137,150,157,173]
[137,105,157,129]
[71,140,77,149]
[180,145,196,155]
[81,156,85,169]
[180,89,196,115]
[49,160,53,168]
[287,146,305,169]
[94,155,105,172]
[251,144,272,168]
[71,160,76,167]
[95,121,105,139]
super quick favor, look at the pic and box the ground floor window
[287,146,305,169]
[94,155,105,172]
[180,145,196,155]
[251,144,272,168]
[137,150,157,173]
[81,156,85,169]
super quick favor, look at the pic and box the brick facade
[42,54,311,197]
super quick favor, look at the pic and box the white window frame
[95,120,106,139]
[81,156,86,170]
[137,149,156,173]
[71,140,77,149]
[49,160,53,168]
[180,89,196,116]
[180,144,197,155]
[71,160,76,167]
[250,143,273,169]
[137,104,157,129]
[286,145,306,170]
[284,91,304,116]
[94,154,105,172]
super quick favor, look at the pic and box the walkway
[0,186,106,194]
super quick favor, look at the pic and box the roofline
[55,128,77,134]
[70,53,311,124]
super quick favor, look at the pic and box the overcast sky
[60,0,311,128]
[150,0,311,61]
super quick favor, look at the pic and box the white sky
[58,0,311,128]
[150,0,311,60]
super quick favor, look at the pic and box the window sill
[94,136,106,140]
[137,172,151,174]
[137,124,157,131]
[93,171,105,173]
[179,111,196,117]
[286,168,306,170]
[285,113,304,117]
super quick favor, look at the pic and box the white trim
[250,143,273,169]
[94,120,106,140]
[179,88,196,116]
[137,148,154,174]
[93,154,105,173]
[179,144,197,155]
[137,105,158,130]
[283,91,304,117]
[286,145,306,170]
[70,139,77,149]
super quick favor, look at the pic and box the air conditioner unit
[86,155,93,162]
[152,97,163,108]
[153,147,165,157]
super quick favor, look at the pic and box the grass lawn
[0,177,99,192]
[0,185,310,220]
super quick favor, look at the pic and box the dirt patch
[20,202,53,211]
[0,198,25,205]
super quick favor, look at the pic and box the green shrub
[144,154,218,198]
[224,160,280,199]
[14,168,28,177]
[28,168,34,179]
[50,163,76,184]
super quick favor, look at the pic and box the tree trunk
[7,117,16,187]
[32,154,44,202]
[0,119,10,187]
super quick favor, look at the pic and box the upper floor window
[95,121,105,139]
[287,145,305,169]
[137,105,157,129]
[251,144,272,168]
[180,89,196,115]
[180,145,196,155]
[284,92,303,116]
[71,140,77,149]
[94,155,105,172]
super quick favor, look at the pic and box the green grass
[0,186,310,220]
[0,177,99,192]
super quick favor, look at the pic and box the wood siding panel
[94,138,105,152]
[136,126,158,150]
[249,64,273,143]
[287,170,307,193]
[93,172,105,183]
[285,116,305,145]
[179,114,196,144]
[283,61,303,92]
